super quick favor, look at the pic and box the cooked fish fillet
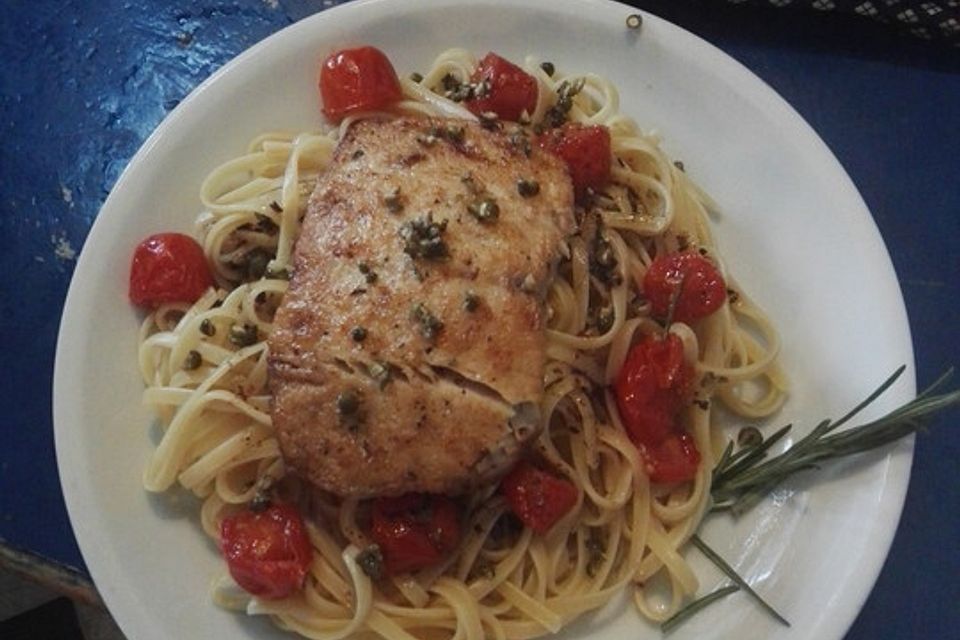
[268,116,575,497]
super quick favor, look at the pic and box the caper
[183,350,202,370]
[336,390,359,415]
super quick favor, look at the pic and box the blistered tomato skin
[220,503,313,600]
[370,493,461,575]
[129,232,213,308]
[613,334,700,483]
[501,462,578,534]
[465,52,539,122]
[536,123,611,199]
[319,46,403,122]
[643,252,727,324]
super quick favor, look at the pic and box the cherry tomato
[536,123,611,199]
[319,46,403,122]
[614,334,700,483]
[370,493,461,575]
[465,52,539,122]
[643,252,727,324]
[220,503,313,599]
[501,462,578,534]
[129,233,213,308]
[646,433,701,484]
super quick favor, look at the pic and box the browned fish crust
[268,117,574,497]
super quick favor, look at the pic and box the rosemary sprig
[711,366,960,516]
[690,535,789,627]
[660,585,739,633]
[664,366,959,633]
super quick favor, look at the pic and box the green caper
[199,319,216,336]
[183,350,202,370]
[336,390,359,415]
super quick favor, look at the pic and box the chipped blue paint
[0,0,350,570]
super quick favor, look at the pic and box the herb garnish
[468,198,500,223]
[595,306,614,334]
[441,74,491,102]
[711,365,958,516]
[383,186,404,213]
[544,78,585,128]
[690,535,789,626]
[249,491,271,513]
[418,122,468,147]
[228,323,259,347]
[661,586,739,634]
[254,213,279,233]
[400,214,449,260]
[508,129,532,157]
[356,545,384,580]
[478,112,500,130]
[664,366,960,633]
[367,362,393,390]
[411,302,444,341]
[585,533,606,577]
[590,234,618,285]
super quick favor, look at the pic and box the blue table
[1,1,957,638]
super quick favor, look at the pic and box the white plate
[53,1,915,639]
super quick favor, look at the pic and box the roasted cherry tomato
[647,433,701,484]
[536,123,611,199]
[614,333,700,483]
[643,251,726,324]
[465,52,539,122]
[220,503,313,599]
[319,46,403,122]
[370,493,461,575]
[129,232,213,308]
[501,461,578,534]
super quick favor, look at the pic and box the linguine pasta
[137,49,787,640]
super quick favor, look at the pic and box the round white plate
[54,1,915,639]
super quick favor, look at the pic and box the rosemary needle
[660,585,739,634]
[690,535,789,627]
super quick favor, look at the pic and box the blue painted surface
[0,1,956,638]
